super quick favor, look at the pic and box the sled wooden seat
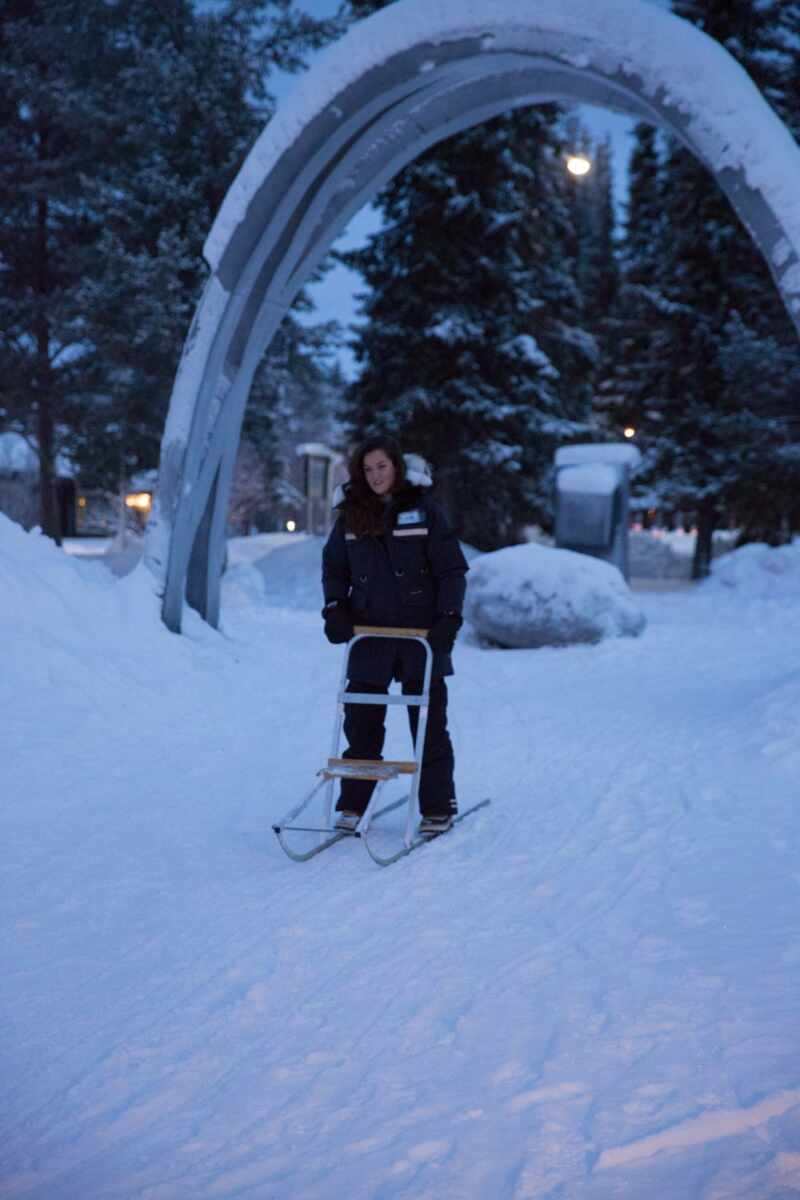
[353,625,429,638]
[323,757,419,781]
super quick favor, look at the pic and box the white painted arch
[145,0,800,632]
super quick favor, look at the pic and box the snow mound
[629,531,690,580]
[0,513,215,716]
[703,539,800,600]
[465,542,646,648]
[252,535,327,611]
[221,561,267,609]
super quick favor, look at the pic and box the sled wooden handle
[328,757,418,775]
[353,625,429,638]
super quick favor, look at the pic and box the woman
[321,436,468,837]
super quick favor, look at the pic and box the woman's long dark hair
[343,436,406,536]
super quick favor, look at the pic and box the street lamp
[623,426,636,439]
[566,154,592,177]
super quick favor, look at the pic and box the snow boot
[334,810,362,832]
[419,813,454,838]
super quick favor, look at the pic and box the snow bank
[703,538,800,600]
[1,513,157,652]
[247,534,327,611]
[0,513,218,733]
[465,542,646,648]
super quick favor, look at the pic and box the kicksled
[272,626,490,867]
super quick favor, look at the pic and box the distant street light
[623,426,636,439]
[566,154,592,177]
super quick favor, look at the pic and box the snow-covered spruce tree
[570,137,618,332]
[71,0,341,514]
[756,1,800,141]
[568,135,621,435]
[730,0,800,542]
[0,0,340,539]
[341,0,595,550]
[342,108,595,551]
[627,0,800,576]
[0,0,116,540]
[597,124,668,445]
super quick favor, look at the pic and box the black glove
[322,600,354,644]
[426,612,462,654]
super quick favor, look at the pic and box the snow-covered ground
[3,517,800,1200]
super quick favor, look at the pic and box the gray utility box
[296,442,342,536]
[554,443,642,580]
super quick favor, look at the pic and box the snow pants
[338,677,456,819]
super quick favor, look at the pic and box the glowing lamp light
[125,491,152,512]
[623,426,636,439]
[286,519,297,532]
[566,154,592,177]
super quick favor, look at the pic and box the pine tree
[0,0,118,539]
[570,136,618,330]
[733,0,800,541]
[599,121,676,471]
[0,0,340,538]
[342,108,594,550]
[623,0,800,574]
[338,0,597,549]
[568,133,621,434]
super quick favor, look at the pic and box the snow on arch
[146,0,800,632]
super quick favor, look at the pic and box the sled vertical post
[335,628,433,848]
[321,644,351,843]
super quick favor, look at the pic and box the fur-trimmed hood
[332,453,432,509]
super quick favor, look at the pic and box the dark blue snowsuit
[321,484,468,817]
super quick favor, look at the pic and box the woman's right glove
[322,600,354,644]
[426,612,462,654]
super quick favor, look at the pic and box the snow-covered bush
[703,538,800,600]
[465,543,646,648]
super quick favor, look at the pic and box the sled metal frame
[273,626,433,862]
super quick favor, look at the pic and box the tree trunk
[34,188,61,543]
[691,499,716,580]
[36,393,60,543]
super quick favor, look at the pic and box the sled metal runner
[272,626,490,866]
[360,798,491,866]
[273,793,408,863]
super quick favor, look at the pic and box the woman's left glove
[426,612,462,654]
[322,600,354,644]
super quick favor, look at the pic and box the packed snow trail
[2,525,800,1199]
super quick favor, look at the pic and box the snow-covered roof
[556,442,642,470]
[295,442,340,459]
[556,463,621,496]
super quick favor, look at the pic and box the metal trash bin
[554,443,641,580]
